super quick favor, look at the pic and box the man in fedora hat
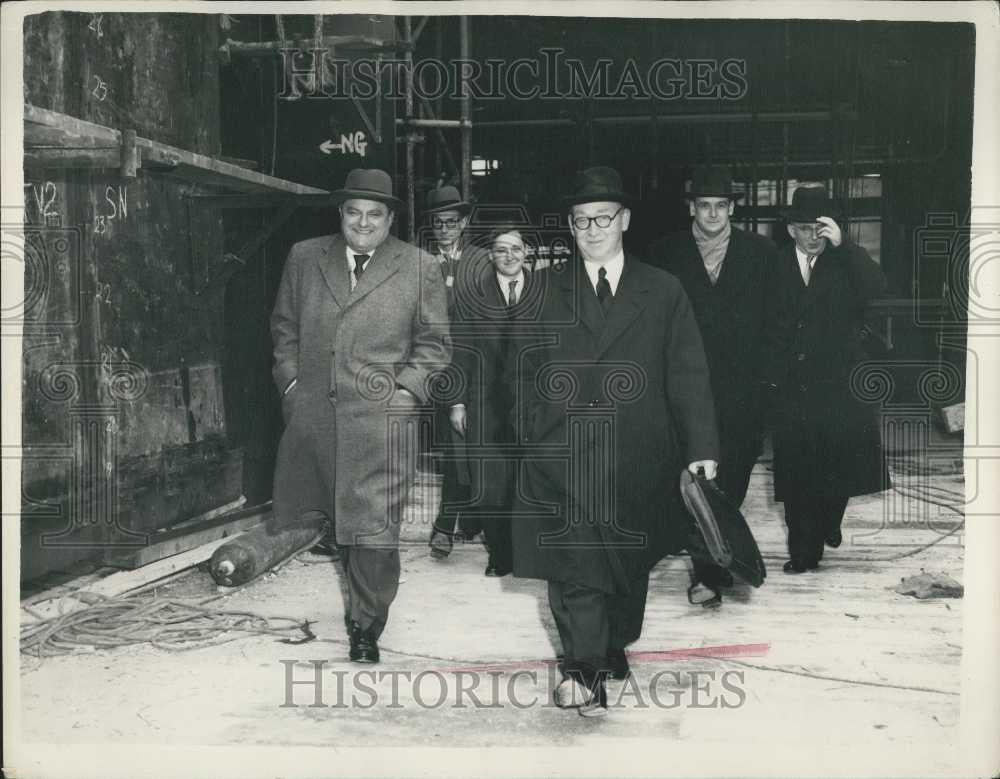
[647,165,777,607]
[511,166,720,715]
[766,184,890,573]
[421,184,491,560]
[270,168,450,663]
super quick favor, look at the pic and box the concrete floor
[14,458,968,777]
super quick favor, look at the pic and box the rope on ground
[20,590,314,658]
[684,653,960,697]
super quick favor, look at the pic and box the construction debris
[892,570,964,599]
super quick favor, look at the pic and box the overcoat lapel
[594,259,647,361]
[346,237,403,306]
[317,235,350,308]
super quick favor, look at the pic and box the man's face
[689,197,734,236]
[787,221,828,256]
[569,201,630,265]
[490,231,526,278]
[431,210,468,248]
[340,199,393,253]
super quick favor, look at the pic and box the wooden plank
[106,503,271,570]
[24,103,330,196]
[24,147,121,169]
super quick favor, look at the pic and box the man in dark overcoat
[647,165,777,606]
[270,169,450,663]
[448,224,545,576]
[765,185,890,573]
[421,185,492,559]
[511,167,720,716]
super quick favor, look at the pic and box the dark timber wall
[21,12,238,581]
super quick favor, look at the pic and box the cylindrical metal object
[209,515,326,587]
[459,16,471,201]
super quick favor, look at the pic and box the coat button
[799,384,807,392]
[797,321,805,330]
[797,353,806,361]
[328,390,336,399]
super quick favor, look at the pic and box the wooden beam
[24,103,330,196]
[24,147,121,169]
[104,502,271,570]
[183,193,332,209]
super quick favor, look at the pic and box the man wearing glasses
[422,185,491,560]
[766,185,889,574]
[647,165,777,608]
[511,167,720,716]
[448,225,543,576]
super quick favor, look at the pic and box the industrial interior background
[19,12,972,582]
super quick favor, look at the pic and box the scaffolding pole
[404,16,416,243]
[460,16,471,201]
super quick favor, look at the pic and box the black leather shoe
[347,622,380,664]
[687,582,722,608]
[783,558,820,574]
[607,648,630,681]
[429,529,453,559]
[825,529,843,548]
[485,555,512,577]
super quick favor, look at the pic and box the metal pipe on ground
[210,515,326,587]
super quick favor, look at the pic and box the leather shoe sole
[429,531,453,559]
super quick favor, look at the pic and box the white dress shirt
[795,247,819,287]
[583,250,625,295]
[496,271,526,304]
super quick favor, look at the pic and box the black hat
[782,185,842,222]
[332,168,402,210]
[563,166,633,208]
[685,165,743,201]
[424,185,472,216]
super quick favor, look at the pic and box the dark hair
[486,223,529,247]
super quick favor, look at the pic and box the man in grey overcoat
[270,168,451,663]
[511,167,720,716]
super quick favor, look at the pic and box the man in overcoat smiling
[270,168,451,663]
[511,166,720,716]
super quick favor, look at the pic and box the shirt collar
[346,245,376,270]
[496,270,525,300]
[583,250,625,294]
[795,246,819,267]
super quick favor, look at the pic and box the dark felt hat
[685,165,743,200]
[562,166,633,208]
[332,168,402,210]
[424,185,472,216]
[782,185,842,222]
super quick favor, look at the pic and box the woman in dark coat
[765,186,891,573]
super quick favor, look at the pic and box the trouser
[481,504,513,568]
[783,490,850,565]
[433,453,472,535]
[547,571,650,676]
[341,546,401,639]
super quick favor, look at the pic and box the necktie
[353,254,370,286]
[507,279,518,307]
[596,267,613,315]
[801,254,814,286]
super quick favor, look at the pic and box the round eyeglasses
[571,207,624,231]
[432,217,461,229]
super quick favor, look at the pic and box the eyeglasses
[432,217,461,229]
[571,207,624,231]
[491,246,525,259]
